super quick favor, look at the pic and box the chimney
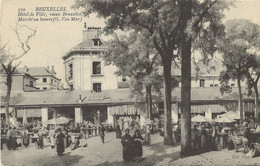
[23,66,28,72]
[47,66,49,71]
[83,26,101,42]
[51,65,54,72]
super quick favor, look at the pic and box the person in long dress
[22,128,29,147]
[37,129,44,149]
[121,129,133,163]
[123,118,129,131]
[100,124,105,143]
[9,127,18,150]
[115,122,122,139]
[118,118,123,131]
[56,128,65,156]
[145,125,151,147]
[132,130,144,162]
[49,126,56,149]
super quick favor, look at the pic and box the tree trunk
[146,85,153,120]
[180,0,192,156]
[237,78,244,124]
[163,57,174,145]
[253,83,259,121]
[5,74,12,127]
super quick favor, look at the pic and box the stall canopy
[109,105,141,116]
[218,111,240,120]
[191,115,208,123]
[43,118,70,125]
[214,116,235,123]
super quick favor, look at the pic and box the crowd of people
[0,119,110,155]
[189,117,260,154]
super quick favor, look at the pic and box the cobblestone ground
[1,132,260,166]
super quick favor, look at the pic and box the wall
[190,76,246,88]
[66,54,118,91]
[23,75,37,91]
[34,76,60,90]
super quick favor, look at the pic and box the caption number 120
[18,8,26,11]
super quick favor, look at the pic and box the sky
[0,0,260,87]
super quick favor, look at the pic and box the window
[93,83,102,92]
[43,87,47,90]
[93,62,101,74]
[231,84,235,87]
[215,84,218,87]
[29,81,33,87]
[122,76,127,82]
[70,84,73,89]
[210,84,214,87]
[51,79,53,85]
[93,40,99,46]
[200,79,205,87]
[43,78,47,83]
[69,63,73,79]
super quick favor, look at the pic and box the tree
[217,19,259,124]
[73,0,231,152]
[104,30,162,120]
[0,24,36,126]
[246,55,260,121]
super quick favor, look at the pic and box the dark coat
[116,124,122,138]
[132,134,144,157]
[121,134,133,161]
[56,132,65,154]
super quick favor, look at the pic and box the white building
[26,66,61,90]
[62,27,125,91]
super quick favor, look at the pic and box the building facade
[0,67,38,92]
[171,60,247,88]
[63,27,125,91]
[27,66,61,90]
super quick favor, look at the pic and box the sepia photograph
[0,0,260,165]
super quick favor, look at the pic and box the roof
[26,67,55,76]
[62,28,107,60]
[4,87,258,108]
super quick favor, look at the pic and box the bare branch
[0,41,10,52]
[11,24,36,62]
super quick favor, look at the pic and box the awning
[109,105,141,116]
[191,104,227,114]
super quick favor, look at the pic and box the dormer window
[93,39,102,46]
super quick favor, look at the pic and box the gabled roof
[27,67,54,76]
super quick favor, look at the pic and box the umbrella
[57,117,73,122]
[214,116,235,123]
[228,113,240,120]
[23,110,28,124]
[191,115,208,123]
[218,111,240,120]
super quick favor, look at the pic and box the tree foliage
[104,30,163,119]
[73,0,232,148]
[218,19,260,123]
